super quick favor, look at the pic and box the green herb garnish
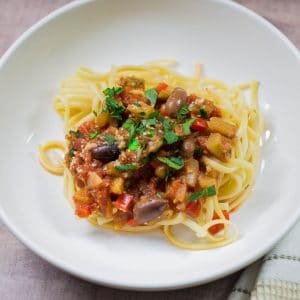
[104,134,116,143]
[177,105,189,119]
[188,191,202,201]
[182,118,196,134]
[122,119,135,129]
[194,146,202,159]
[188,185,216,201]
[88,130,100,139]
[145,88,158,106]
[199,108,208,119]
[164,130,179,144]
[158,156,184,170]
[103,87,123,97]
[115,164,137,172]
[148,110,161,119]
[133,102,142,107]
[162,118,179,144]
[103,87,125,120]
[128,139,141,151]
[93,110,98,117]
[69,130,84,138]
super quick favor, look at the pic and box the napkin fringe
[251,279,300,300]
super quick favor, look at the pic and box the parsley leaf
[182,118,196,134]
[122,119,135,129]
[177,105,189,119]
[115,164,137,172]
[93,110,98,117]
[103,87,123,97]
[149,110,161,119]
[103,87,125,120]
[69,130,84,138]
[162,118,179,144]
[188,191,202,201]
[202,185,217,197]
[88,130,100,139]
[158,156,184,170]
[145,88,158,106]
[128,139,141,151]
[104,134,116,143]
[164,130,179,144]
[199,108,208,119]
[105,97,125,120]
[68,147,75,164]
[188,185,216,201]
[194,146,202,159]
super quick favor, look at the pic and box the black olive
[133,197,168,224]
[91,143,120,163]
[165,87,187,118]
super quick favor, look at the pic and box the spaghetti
[39,60,263,250]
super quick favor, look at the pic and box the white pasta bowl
[0,0,299,290]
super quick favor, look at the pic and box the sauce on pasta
[39,61,263,249]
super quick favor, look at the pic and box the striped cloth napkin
[228,219,300,300]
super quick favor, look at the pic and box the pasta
[39,60,263,250]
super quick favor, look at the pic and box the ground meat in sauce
[67,78,237,225]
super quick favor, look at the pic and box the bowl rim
[0,0,299,291]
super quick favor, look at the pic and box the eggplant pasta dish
[39,60,263,250]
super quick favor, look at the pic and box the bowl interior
[0,0,299,290]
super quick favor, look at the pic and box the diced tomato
[211,107,222,117]
[75,204,92,218]
[127,218,139,227]
[160,104,168,116]
[208,211,230,235]
[196,136,208,149]
[113,193,134,212]
[186,94,197,103]
[186,201,201,218]
[191,118,208,132]
[78,121,95,137]
[156,82,169,93]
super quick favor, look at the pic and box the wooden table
[0,1,299,299]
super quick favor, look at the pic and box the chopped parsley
[122,119,136,143]
[104,134,116,143]
[177,105,189,119]
[103,87,123,97]
[128,139,141,151]
[88,130,100,139]
[164,130,179,144]
[148,110,161,119]
[199,108,208,119]
[122,119,135,129]
[145,88,158,106]
[133,102,142,107]
[93,110,98,117]
[194,146,202,159]
[158,156,184,170]
[69,130,84,138]
[68,147,75,162]
[115,164,137,172]
[182,118,196,134]
[103,87,125,120]
[162,118,179,144]
[188,185,217,201]
[188,191,202,201]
